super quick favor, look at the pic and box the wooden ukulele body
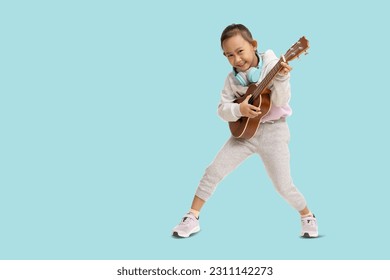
[229,85,272,139]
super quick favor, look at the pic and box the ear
[251,40,258,51]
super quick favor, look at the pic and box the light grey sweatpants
[195,119,307,212]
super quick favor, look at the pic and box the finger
[281,62,291,69]
[244,94,252,101]
[248,111,257,118]
[249,111,261,118]
[281,62,292,71]
[280,67,290,75]
[250,108,261,116]
[250,108,261,114]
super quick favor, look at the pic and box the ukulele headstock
[284,36,309,62]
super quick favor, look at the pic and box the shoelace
[302,217,316,227]
[180,216,193,225]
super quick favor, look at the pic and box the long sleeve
[217,75,243,122]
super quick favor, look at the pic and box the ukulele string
[248,59,282,105]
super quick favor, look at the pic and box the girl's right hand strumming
[239,94,262,118]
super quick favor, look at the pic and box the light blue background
[1,0,389,260]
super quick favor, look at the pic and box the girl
[172,24,318,238]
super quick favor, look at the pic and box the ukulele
[228,36,309,139]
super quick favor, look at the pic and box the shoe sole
[302,232,318,238]
[172,226,200,238]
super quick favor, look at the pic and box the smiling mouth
[236,63,248,71]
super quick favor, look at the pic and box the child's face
[222,34,258,72]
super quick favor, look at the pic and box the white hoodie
[217,49,292,122]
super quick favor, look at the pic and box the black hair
[220,23,254,49]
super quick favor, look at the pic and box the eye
[238,50,244,54]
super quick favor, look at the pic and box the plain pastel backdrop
[1,0,389,259]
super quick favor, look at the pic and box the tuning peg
[304,51,309,55]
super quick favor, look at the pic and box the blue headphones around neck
[233,53,263,86]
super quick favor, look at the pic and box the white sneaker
[301,215,318,238]
[172,213,200,238]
